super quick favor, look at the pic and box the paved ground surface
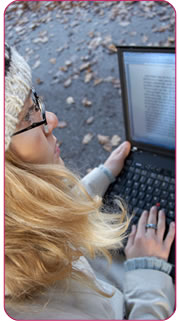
[5,1,175,176]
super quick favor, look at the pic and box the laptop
[104,46,175,278]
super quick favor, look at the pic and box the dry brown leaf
[141,35,148,43]
[168,36,175,43]
[111,135,121,146]
[82,98,92,107]
[88,37,102,50]
[80,62,91,72]
[32,60,41,69]
[32,36,48,43]
[103,142,112,153]
[65,60,72,67]
[36,78,43,85]
[97,134,110,145]
[119,21,130,27]
[86,116,94,124]
[60,66,68,72]
[88,31,95,38]
[64,78,72,88]
[107,44,117,53]
[57,121,67,128]
[49,58,56,64]
[94,78,103,86]
[84,72,93,83]
[82,133,93,144]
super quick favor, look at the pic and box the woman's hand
[104,141,131,177]
[125,206,175,261]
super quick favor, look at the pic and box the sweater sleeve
[81,167,113,197]
[124,268,175,320]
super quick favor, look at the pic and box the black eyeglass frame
[12,88,48,137]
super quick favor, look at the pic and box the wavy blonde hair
[5,149,130,303]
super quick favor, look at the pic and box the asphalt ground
[5,1,175,176]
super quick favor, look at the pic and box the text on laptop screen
[123,51,175,151]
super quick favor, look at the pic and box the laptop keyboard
[104,159,175,227]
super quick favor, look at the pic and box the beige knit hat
[5,43,32,151]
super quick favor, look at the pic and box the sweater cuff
[98,165,116,183]
[124,256,173,275]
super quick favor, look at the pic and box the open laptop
[104,46,175,278]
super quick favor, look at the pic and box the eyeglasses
[12,88,49,136]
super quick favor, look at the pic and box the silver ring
[145,223,157,230]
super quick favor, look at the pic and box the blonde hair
[5,149,130,303]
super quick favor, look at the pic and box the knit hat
[5,43,32,151]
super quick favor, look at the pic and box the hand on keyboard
[124,206,175,261]
[104,141,131,177]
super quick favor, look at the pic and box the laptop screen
[119,48,175,154]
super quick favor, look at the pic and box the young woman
[5,43,175,320]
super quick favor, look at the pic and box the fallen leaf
[64,78,72,88]
[168,36,175,43]
[66,97,75,104]
[97,134,110,145]
[141,35,148,43]
[60,66,68,72]
[32,60,41,69]
[65,60,72,67]
[107,44,117,53]
[49,58,56,64]
[84,72,93,83]
[86,116,94,124]
[79,62,91,72]
[119,21,130,27]
[103,142,112,152]
[111,135,121,146]
[82,133,93,144]
[82,98,92,107]
[94,78,103,86]
[32,36,48,43]
[88,37,102,50]
[57,121,67,128]
[36,78,43,85]
[88,31,95,38]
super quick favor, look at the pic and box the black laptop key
[138,192,145,200]
[147,178,154,185]
[169,202,175,210]
[126,180,133,187]
[169,184,175,192]
[125,187,131,195]
[140,176,147,184]
[160,199,167,207]
[146,186,154,193]
[153,180,161,188]
[168,210,175,219]
[161,182,169,190]
[145,194,152,202]
[141,170,147,176]
[140,184,147,192]
[154,188,161,197]
[131,189,138,197]
[161,190,169,198]
[133,174,140,181]
[164,176,171,183]
[126,172,134,179]
[131,198,138,206]
[171,178,175,184]
[134,182,140,189]
[150,172,157,179]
